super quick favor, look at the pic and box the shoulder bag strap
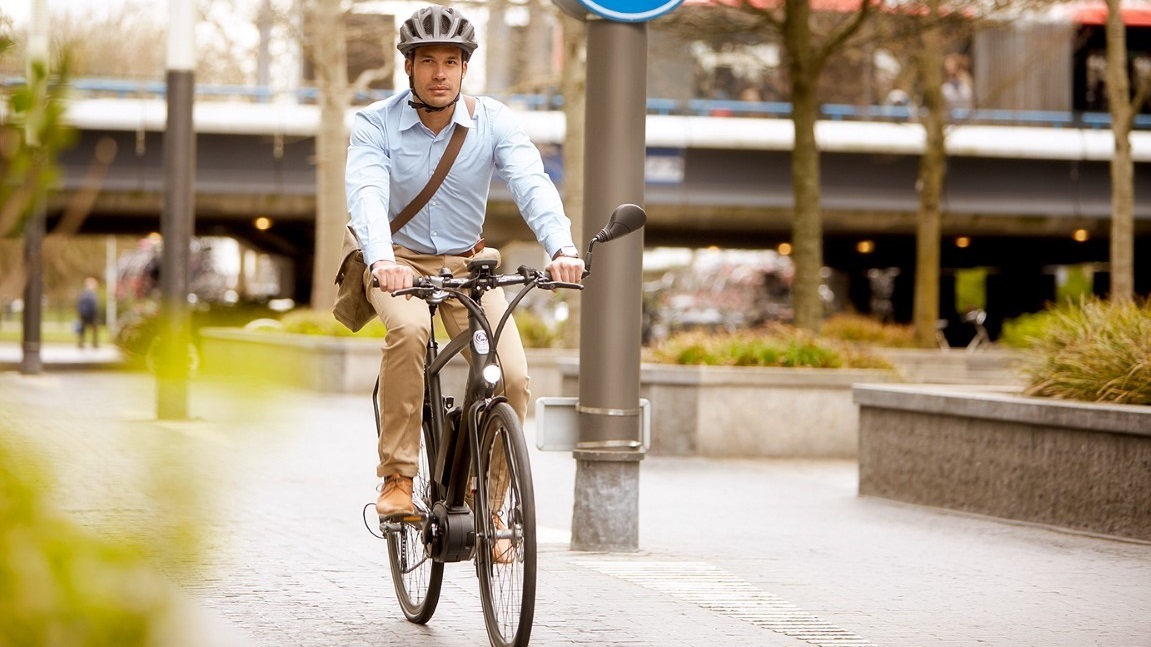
[390,95,477,235]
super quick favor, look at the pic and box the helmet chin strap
[407,81,461,113]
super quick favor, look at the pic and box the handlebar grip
[372,276,436,291]
[538,271,583,290]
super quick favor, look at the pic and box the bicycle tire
[475,402,537,647]
[386,419,443,623]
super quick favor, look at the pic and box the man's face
[405,45,467,108]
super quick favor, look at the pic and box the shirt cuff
[364,242,396,266]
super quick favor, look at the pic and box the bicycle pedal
[379,511,423,525]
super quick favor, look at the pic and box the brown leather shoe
[376,474,414,517]
[490,514,515,564]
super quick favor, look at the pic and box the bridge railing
[4,76,1149,130]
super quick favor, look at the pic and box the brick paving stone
[2,363,1149,647]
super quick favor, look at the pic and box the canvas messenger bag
[333,97,475,332]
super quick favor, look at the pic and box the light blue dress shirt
[346,90,575,266]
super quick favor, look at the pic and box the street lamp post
[157,0,197,419]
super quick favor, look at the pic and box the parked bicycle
[963,308,991,352]
[363,204,646,647]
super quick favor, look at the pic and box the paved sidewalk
[1,364,1149,647]
[0,340,125,370]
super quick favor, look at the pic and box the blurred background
[1,0,1148,352]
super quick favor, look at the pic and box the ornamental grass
[1016,297,1151,405]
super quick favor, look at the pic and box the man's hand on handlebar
[371,260,415,294]
[544,255,585,285]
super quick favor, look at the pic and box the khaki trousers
[364,245,530,479]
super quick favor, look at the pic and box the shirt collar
[398,91,474,133]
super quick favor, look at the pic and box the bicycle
[964,308,991,353]
[363,204,646,647]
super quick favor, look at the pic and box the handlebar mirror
[582,204,647,278]
[592,204,647,245]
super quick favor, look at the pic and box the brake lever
[538,279,585,291]
[393,286,430,298]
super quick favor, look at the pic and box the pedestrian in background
[76,276,100,348]
[942,53,974,113]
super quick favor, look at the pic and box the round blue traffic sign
[554,0,683,22]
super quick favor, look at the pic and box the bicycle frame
[418,259,520,562]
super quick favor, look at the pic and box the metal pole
[104,236,118,330]
[19,0,49,376]
[157,0,196,419]
[19,204,44,375]
[571,19,647,552]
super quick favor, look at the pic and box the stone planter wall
[198,328,386,393]
[854,384,1151,542]
[198,328,572,398]
[560,361,898,458]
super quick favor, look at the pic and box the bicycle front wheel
[386,419,443,623]
[475,402,537,647]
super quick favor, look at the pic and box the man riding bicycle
[345,4,585,518]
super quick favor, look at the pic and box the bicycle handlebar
[385,266,584,300]
[369,203,646,299]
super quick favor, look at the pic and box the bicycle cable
[362,503,387,539]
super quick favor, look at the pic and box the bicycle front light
[481,364,503,386]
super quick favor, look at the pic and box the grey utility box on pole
[554,0,682,552]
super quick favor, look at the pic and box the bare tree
[293,0,393,309]
[305,0,351,310]
[753,1,877,331]
[1103,0,1143,302]
[909,1,947,347]
[866,0,1068,345]
[878,1,972,347]
[663,1,877,332]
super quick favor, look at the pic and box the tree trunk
[1105,0,1135,302]
[524,0,553,91]
[309,0,350,309]
[560,13,586,348]
[913,6,945,348]
[783,0,825,332]
[486,0,512,93]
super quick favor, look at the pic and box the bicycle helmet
[397,6,479,61]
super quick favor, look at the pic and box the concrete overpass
[42,94,1151,330]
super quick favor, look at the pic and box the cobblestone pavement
[2,364,1149,647]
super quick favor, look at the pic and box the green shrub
[268,308,563,348]
[1020,297,1151,405]
[0,436,176,645]
[650,325,894,369]
[513,309,565,349]
[278,309,387,337]
[998,310,1052,349]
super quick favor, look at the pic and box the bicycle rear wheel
[475,402,537,647]
[386,419,443,623]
